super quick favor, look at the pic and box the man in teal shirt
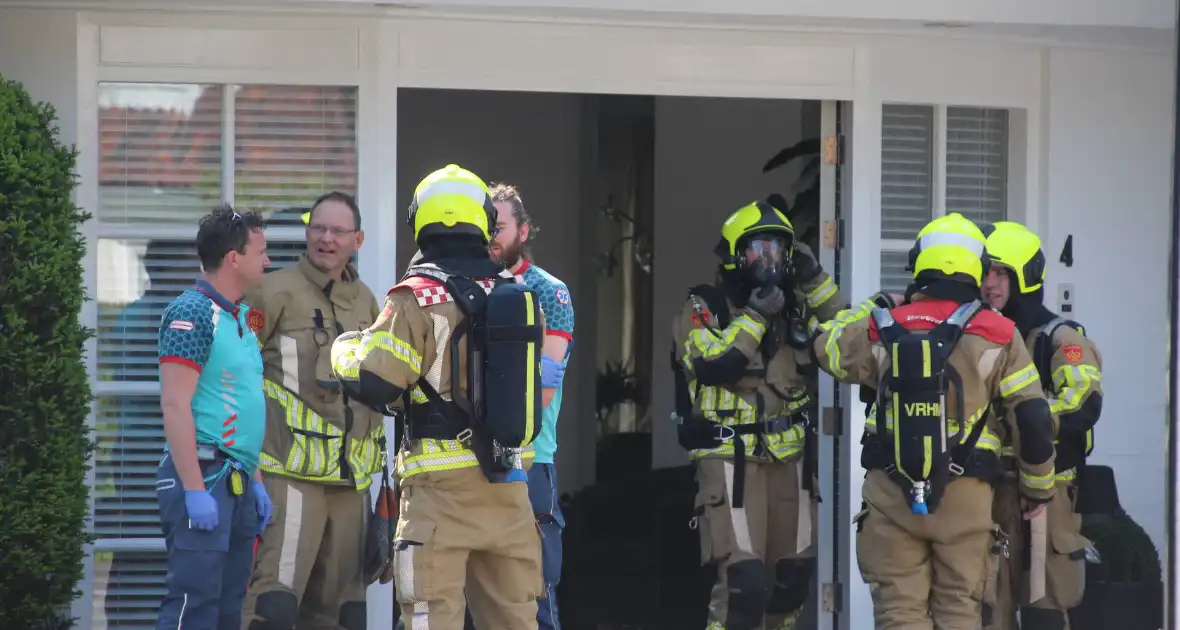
[155,205,274,630]
[490,183,574,629]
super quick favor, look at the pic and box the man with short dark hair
[155,204,274,630]
[240,191,385,630]
[488,182,574,630]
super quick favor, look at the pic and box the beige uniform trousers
[694,456,818,630]
[242,475,369,630]
[855,470,998,630]
[394,466,543,630]
[986,477,1089,630]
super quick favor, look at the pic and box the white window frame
[75,16,389,628]
[880,102,1023,260]
[90,82,344,546]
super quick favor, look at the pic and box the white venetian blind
[93,81,359,629]
[98,84,224,226]
[880,104,934,240]
[879,250,914,295]
[946,106,1009,227]
[234,85,359,226]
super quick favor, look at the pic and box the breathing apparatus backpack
[399,264,545,482]
[869,299,989,515]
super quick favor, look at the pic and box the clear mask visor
[744,236,789,284]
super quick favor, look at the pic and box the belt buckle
[949,462,965,476]
[715,424,736,442]
[196,444,217,461]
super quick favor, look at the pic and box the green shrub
[0,74,95,629]
[1082,510,1162,585]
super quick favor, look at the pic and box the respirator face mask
[744,235,789,288]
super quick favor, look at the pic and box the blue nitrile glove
[540,355,565,389]
[184,490,219,531]
[252,480,273,535]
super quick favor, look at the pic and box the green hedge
[0,74,95,629]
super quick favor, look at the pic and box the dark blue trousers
[529,462,565,630]
[154,454,258,630]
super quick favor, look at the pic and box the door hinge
[821,218,846,251]
[821,582,844,613]
[822,134,843,166]
[822,406,844,436]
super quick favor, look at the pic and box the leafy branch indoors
[763,137,822,251]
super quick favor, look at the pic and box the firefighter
[812,212,1057,630]
[331,164,547,629]
[982,221,1102,630]
[241,192,385,630]
[670,199,844,630]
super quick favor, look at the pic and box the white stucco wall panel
[1044,47,1173,549]
[356,0,1177,30]
[98,24,360,72]
[871,36,1042,108]
[393,19,856,99]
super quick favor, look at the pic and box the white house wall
[1043,47,1174,549]
[0,6,1173,628]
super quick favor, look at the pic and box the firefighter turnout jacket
[246,256,387,491]
[813,295,1057,502]
[671,269,844,463]
[1003,320,1103,482]
[331,267,543,480]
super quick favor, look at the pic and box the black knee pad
[1021,607,1066,630]
[249,590,299,630]
[725,559,768,630]
[339,601,367,630]
[766,558,813,615]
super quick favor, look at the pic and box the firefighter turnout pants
[694,456,817,630]
[394,465,544,629]
[855,469,998,630]
[242,476,369,630]
[986,476,1089,630]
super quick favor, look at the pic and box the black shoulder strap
[1033,317,1085,391]
[928,300,984,348]
[869,306,908,346]
[687,283,731,330]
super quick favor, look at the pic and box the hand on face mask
[747,285,786,319]
[791,241,823,284]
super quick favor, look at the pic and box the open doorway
[397,88,833,629]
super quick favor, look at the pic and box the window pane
[99,83,223,225]
[881,104,934,240]
[880,250,912,294]
[946,107,1009,226]
[94,396,165,538]
[92,549,167,629]
[96,239,304,383]
[235,85,359,228]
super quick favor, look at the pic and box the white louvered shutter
[93,82,358,629]
[946,106,1009,227]
[879,104,935,291]
[880,104,934,240]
